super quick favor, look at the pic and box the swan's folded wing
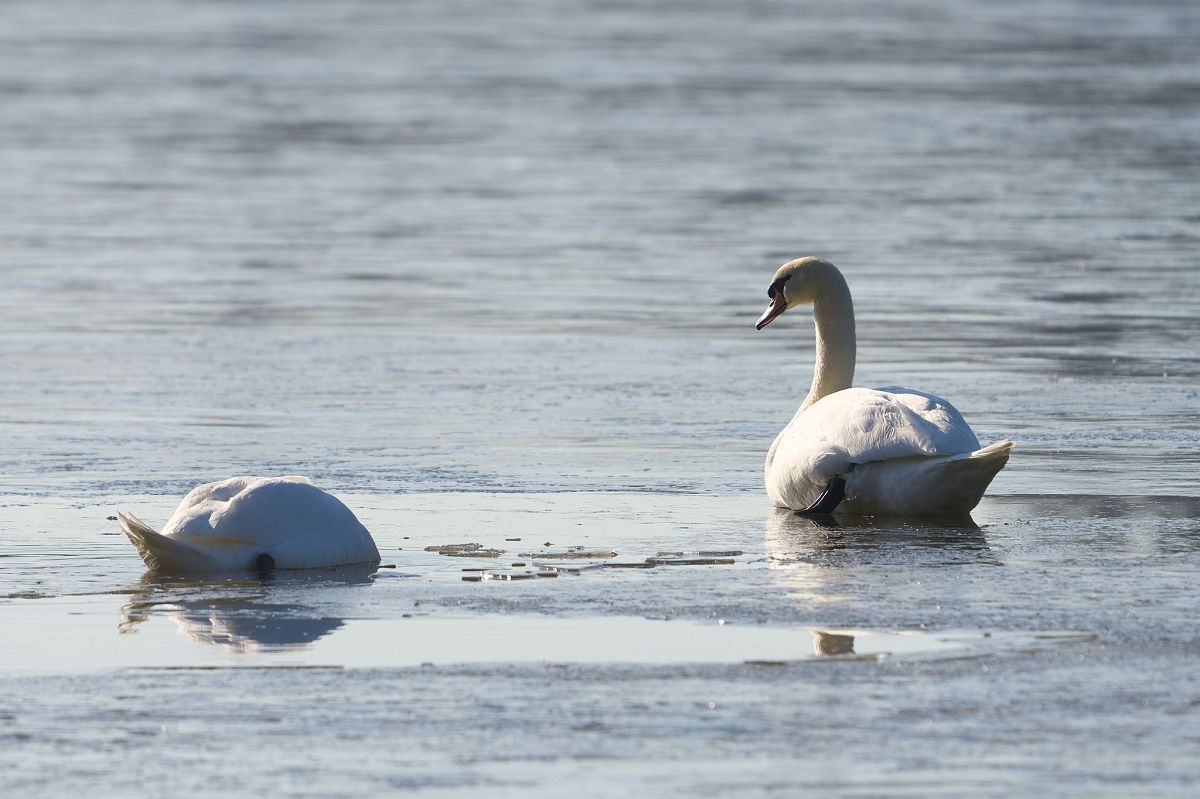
[801,387,981,464]
[210,479,380,568]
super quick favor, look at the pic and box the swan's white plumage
[766,387,1011,514]
[758,257,1011,516]
[119,476,380,573]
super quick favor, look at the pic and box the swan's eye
[768,276,790,298]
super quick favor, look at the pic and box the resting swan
[118,476,380,573]
[755,257,1012,516]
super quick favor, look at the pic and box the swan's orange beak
[755,292,788,330]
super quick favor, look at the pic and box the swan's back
[771,387,977,472]
[122,476,380,572]
[799,387,978,460]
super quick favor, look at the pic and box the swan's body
[756,257,1011,516]
[118,476,380,573]
[765,386,1013,514]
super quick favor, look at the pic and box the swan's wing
[162,476,323,541]
[773,387,981,480]
[163,476,266,538]
[836,386,981,461]
[210,479,366,536]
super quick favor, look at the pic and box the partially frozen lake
[2,0,1198,795]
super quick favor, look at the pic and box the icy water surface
[2,0,1199,796]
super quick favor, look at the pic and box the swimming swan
[118,476,380,573]
[755,257,1012,516]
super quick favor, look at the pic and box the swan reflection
[811,630,855,656]
[766,507,985,543]
[763,508,993,606]
[119,565,377,653]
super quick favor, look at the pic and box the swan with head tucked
[118,476,380,573]
[755,257,1012,516]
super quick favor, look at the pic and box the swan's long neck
[799,266,856,413]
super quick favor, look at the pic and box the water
[9,595,1015,672]
[2,0,1199,796]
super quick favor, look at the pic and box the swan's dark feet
[796,476,846,516]
[256,552,276,576]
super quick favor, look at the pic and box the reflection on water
[168,600,344,654]
[765,507,987,551]
[763,508,995,605]
[119,566,377,653]
[811,630,856,656]
[3,595,1000,674]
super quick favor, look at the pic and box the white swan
[118,476,380,573]
[755,257,1012,516]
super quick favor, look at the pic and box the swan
[118,476,380,573]
[755,257,1012,516]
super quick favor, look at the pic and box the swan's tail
[942,438,1014,476]
[117,512,223,572]
[967,439,1015,464]
[933,439,1014,512]
[837,440,1014,516]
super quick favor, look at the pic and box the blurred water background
[1,0,1197,499]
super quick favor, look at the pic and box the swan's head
[755,256,835,330]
